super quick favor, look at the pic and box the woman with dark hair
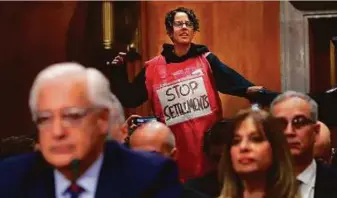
[110,7,269,179]
[218,109,299,198]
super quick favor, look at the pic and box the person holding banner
[110,7,265,180]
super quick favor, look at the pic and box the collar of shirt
[54,154,104,198]
[297,160,317,188]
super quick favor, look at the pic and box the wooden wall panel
[0,2,89,139]
[140,1,280,118]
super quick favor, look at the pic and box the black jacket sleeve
[206,53,255,98]
[110,53,255,108]
[110,65,148,108]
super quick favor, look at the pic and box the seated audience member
[271,90,337,198]
[314,121,331,165]
[184,119,231,197]
[0,135,37,160]
[129,121,177,159]
[0,63,181,198]
[129,121,209,198]
[218,109,299,198]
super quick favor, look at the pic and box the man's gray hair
[29,62,125,132]
[270,90,318,121]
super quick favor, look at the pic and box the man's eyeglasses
[279,115,316,129]
[173,21,193,28]
[35,107,99,129]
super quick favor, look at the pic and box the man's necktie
[66,183,85,198]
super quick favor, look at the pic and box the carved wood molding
[280,1,337,92]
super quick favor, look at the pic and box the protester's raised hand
[247,86,265,94]
[111,52,127,66]
[121,114,142,135]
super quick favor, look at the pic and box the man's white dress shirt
[54,154,104,198]
[297,160,317,198]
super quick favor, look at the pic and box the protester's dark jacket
[110,43,255,108]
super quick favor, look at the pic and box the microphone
[70,159,81,183]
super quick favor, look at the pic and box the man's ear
[34,143,40,151]
[98,108,110,135]
[313,122,321,144]
[169,148,178,161]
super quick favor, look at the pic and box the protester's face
[170,12,195,45]
[36,79,108,169]
[272,98,319,159]
[230,117,273,176]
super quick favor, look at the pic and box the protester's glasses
[173,21,194,28]
[35,107,99,129]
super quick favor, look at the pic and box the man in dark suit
[271,91,337,198]
[0,62,181,198]
[129,120,210,198]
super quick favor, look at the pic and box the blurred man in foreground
[0,62,181,198]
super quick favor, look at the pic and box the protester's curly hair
[165,7,200,33]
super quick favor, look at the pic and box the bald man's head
[129,121,177,159]
[314,121,331,164]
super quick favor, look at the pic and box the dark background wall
[0,2,93,139]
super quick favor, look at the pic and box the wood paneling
[0,1,280,139]
[140,1,280,117]
[0,2,89,139]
